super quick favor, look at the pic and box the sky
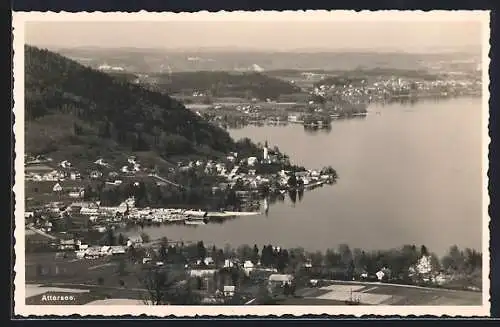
[23,12,485,53]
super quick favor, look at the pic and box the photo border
[10,7,496,320]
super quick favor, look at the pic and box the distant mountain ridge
[49,47,480,73]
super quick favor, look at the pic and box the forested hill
[144,71,302,100]
[24,46,235,160]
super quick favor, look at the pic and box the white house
[100,246,112,256]
[110,245,127,255]
[52,183,63,193]
[247,157,258,166]
[224,259,237,268]
[94,158,109,167]
[268,274,294,286]
[60,160,72,169]
[90,170,103,179]
[189,269,217,277]
[70,172,81,180]
[243,260,255,276]
[376,270,385,281]
[204,257,215,266]
[127,235,143,247]
[223,285,235,297]
[69,190,84,198]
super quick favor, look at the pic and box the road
[148,173,184,189]
[27,226,58,240]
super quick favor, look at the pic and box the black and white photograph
[12,10,490,316]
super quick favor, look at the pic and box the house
[204,257,215,266]
[69,190,83,198]
[268,274,294,286]
[127,235,143,247]
[75,250,86,259]
[224,259,236,268]
[243,260,255,276]
[80,207,99,216]
[376,267,391,281]
[110,245,126,255]
[90,170,103,179]
[127,156,137,164]
[85,246,101,259]
[70,172,81,180]
[52,183,63,193]
[58,239,76,251]
[184,210,207,218]
[223,285,235,297]
[189,269,217,278]
[76,241,89,251]
[247,157,258,166]
[94,158,110,167]
[59,160,71,169]
[100,246,112,256]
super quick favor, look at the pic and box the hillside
[139,71,302,100]
[24,46,236,164]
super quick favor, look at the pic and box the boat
[184,219,207,225]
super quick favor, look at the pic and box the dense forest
[143,71,302,100]
[24,46,236,160]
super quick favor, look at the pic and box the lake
[134,97,484,256]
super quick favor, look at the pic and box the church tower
[263,141,269,161]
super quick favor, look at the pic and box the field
[291,281,482,306]
[26,253,145,288]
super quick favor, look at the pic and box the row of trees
[144,240,482,284]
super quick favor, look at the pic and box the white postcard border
[12,10,491,317]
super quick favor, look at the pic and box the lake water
[135,97,484,256]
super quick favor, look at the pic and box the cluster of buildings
[312,75,482,103]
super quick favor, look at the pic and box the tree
[251,244,260,265]
[339,244,353,267]
[420,245,429,257]
[196,241,207,262]
[116,259,127,276]
[159,237,169,261]
[236,244,253,261]
[215,249,225,267]
[140,232,151,243]
[140,267,198,305]
[325,249,341,268]
[310,251,324,267]
[287,174,298,189]
[256,284,273,305]
[261,245,274,267]
[283,282,291,296]
[105,228,116,246]
[442,245,466,273]
[117,233,126,246]
[36,264,44,277]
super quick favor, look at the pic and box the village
[25,139,480,305]
[187,72,481,130]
